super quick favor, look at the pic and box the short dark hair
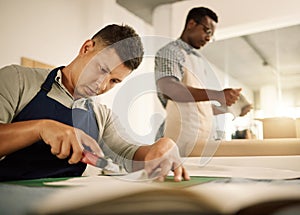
[184,7,218,28]
[92,24,144,71]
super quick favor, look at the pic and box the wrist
[206,89,222,103]
[37,119,52,140]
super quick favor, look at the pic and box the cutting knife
[81,150,122,174]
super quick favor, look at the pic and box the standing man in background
[155,7,250,156]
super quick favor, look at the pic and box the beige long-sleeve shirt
[0,65,139,172]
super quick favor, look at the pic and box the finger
[144,154,162,174]
[68,139,83,164]
[228,94,239,105]
[86,141,103,157]
[231,91,240,99]
[227,100,234,106]
[182,167,190,181]
[235,88,242,94]
[157,159,172,179]
[80,132,104,157]
[50,141,62,156]
[229,89,239,98]
[145,158,169,181]
[173,166,183,182]
[56,141,71,159]
[156,176,165,182]
[240,105,252,116]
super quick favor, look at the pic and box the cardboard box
[296,118,300,138]
[260,117,296,139]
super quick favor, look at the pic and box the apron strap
[41,66,65,92]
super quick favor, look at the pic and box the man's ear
[79,39,95,54]
[187,19,197,30]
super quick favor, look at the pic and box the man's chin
[73,91,88,100]
[194,43,203,49]
[73,94,83,100]
[199,41,207,48]
[76,88,97,99]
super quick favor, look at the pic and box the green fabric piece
[1,177,72,187]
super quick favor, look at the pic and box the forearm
[187,86,224,103]
[132,145,151,171]
[132,137,177,171]
[0,120,44,157]
[157,77,224,103]
[165,85,224,103]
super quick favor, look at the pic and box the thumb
[82,136,104,157]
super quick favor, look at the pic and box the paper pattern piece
[183,156,300,179]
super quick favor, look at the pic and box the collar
[54,68,93,111]
[176,39,201,57]
[55,68,74,99]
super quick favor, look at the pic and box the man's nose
[205,35,211,42]
[98,77,108,94]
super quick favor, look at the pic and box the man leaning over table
[0,24,190,182]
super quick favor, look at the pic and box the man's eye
[111,79,120,83]
[206,29,213,35]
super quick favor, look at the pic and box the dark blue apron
[0,67,99,181]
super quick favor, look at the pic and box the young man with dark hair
[155,7,247,156]
[0,24,189,182]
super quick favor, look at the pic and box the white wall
[154,0,300,40]
[0,0,85,67]
[0,0,153,67]
[0,0,157,143]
